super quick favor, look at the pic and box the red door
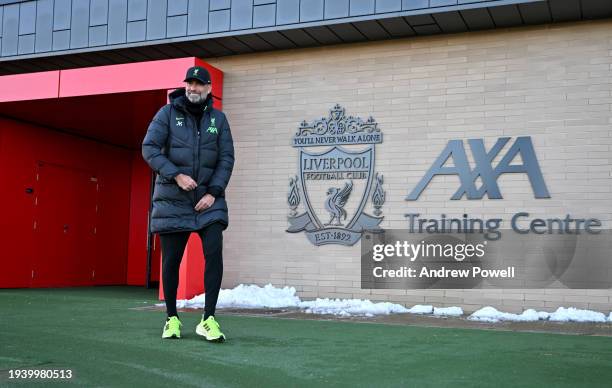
[32,162,98,287]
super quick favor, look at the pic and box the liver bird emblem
[324,181,353,226]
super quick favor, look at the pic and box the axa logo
[406,136,550,200]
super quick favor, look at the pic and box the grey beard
[186,92,205,104]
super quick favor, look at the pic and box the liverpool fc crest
[287,104,385,246]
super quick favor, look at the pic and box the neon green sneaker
[196,316,226,342]
[162,316,182,339]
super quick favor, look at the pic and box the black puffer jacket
[142,88,235,233]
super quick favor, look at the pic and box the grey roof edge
[0,0,545,63]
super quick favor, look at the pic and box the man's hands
[173,174,215,211]
[174,173,197,191]
[195,194,215,212]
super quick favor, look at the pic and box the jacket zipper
[195,111,203,196]
[186,105,208,221]
[186,114,199,208]
[195,122,201,211]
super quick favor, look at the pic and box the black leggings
[159,222,224,319]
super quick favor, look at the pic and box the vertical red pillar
[158,233,206,301]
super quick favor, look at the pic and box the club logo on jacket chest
[207,117,218,134]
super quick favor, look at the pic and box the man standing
[142,66,234,342]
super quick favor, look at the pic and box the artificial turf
[1,286,611,387]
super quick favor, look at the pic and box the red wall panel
[0,117,132,287]
[0,71,59,103]
[0,121,36,287]
[127,153,156,286]
[32,162,98,287]
[92,148,132,285]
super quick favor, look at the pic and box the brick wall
[206,19,612,313]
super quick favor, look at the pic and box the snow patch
[158,284,411,317]
[301,298,408,317]
[156,283,612,322]
[469,306,609,323]
[548,307,607,323]
[406,305,433,314]
[434,306,464,317]
[468,307,548,323]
